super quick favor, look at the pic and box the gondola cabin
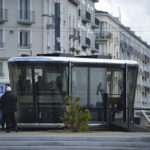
[8,56,138,128]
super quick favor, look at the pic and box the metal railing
[19,43,32,49]
[18,10,35,24]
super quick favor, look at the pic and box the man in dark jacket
[1,86,17,133]
[0,96,6,130]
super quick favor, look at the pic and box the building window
[0,29,4,48]
[0,0,3,19]
[19,0,30,20]
[19,30,31,49]
[0,62,3,76]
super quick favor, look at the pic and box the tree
[62,95,91,132]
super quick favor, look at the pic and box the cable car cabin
[8,56,138,128]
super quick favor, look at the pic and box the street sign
[0,85,4,95]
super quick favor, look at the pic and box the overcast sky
[95,0,150,44]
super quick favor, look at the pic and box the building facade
[0,0,100,90]
[95,11,150,111]
[1,0,150,114]
[120,26,150,109]
[95,11,120,58]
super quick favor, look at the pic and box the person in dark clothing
[0,98,6,130]
[1,86,17,133]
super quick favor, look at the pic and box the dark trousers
[5,112,17,131]
[1,112,6,128]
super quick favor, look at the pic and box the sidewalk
[0,128,150,136]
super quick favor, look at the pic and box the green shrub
[62,95,91,132]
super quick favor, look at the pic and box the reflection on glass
[9,65,34,123]
[72,67,88,107]
[34,64,68,122]
[107,69,124,121]
[9,63,68,123]
[127,66,137,122]
[89,68,107,107]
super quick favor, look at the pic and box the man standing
[1,86,17,133]
[0,96,6,130]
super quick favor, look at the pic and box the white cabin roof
[8,56,138,66]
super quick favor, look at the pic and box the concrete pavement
[0,129,150,150]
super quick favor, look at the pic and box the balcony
[144,55,150,64]
[19,43,31,49]
[69,28,79,40]
[92,0,99,2]
[46,15,55,29]
[69,46,76,52]
[82,37,91,49]
[0,9,8,22]
[69,0,80,6]
[91,43,99,53]
[120,42,133,54]
[18,10,35,24]
[82,11,91,23]
[91,18,99,29]
[96,31,112,43]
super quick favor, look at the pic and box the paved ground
[0,129,150,150]
[0,127,150,135]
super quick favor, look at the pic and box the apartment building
[95,10,150,111]
[120,25,150,109]
[95,11,120,58]
[0,0,99,94]
[78,0,99,55]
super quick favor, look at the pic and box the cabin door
[33,64,68,123]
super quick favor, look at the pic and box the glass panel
[34,63,68,123]
[0,0,2,19]
[9,64,34,123]
[0,30,3,47]
[89,68,107,107]
[89,68,107,121]
[20,0,30,20]
[107,69,124,121]
[72,67,88,107]
[127,66,137,123]
[20,30,30,49]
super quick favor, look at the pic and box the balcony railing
[81,37,91,49]
[18,10,35,24]
[96,31,112,42]
[82,11,91,23]
[69,28,79,40]
[120,42,134,54]
[91,43,99,53]
[69,0,80,6]
[92,0,99,2]
[0,9,8,22]
[19,43,31,49]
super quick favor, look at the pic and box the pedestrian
[0,97,6,130]
[1,86,18,133]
